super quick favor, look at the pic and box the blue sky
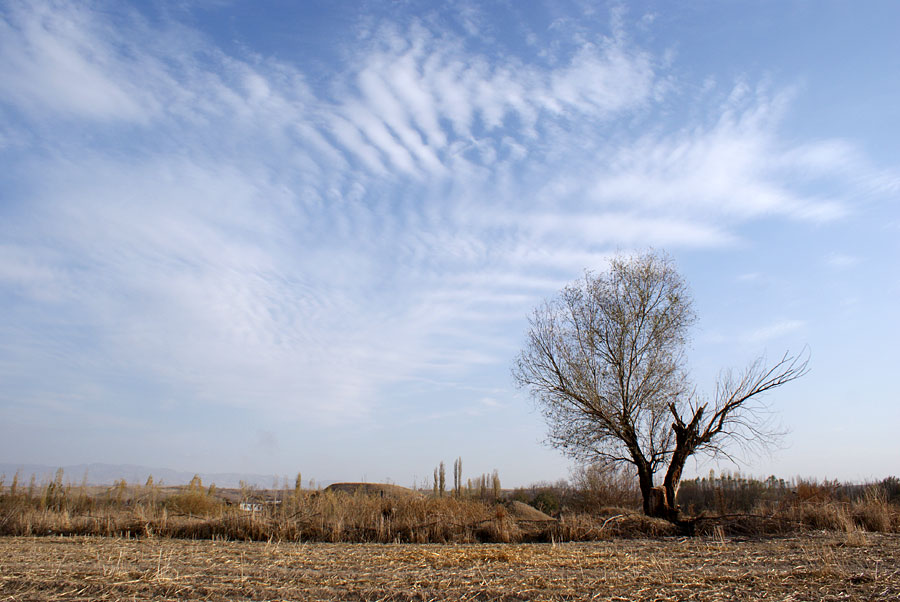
[1,0,898,487]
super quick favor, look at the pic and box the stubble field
[1,534,898,601]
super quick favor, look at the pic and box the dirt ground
[1,533,897,601]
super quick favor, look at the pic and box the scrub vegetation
[1,468,898,543]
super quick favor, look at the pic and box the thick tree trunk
[636,464,657,516]
[655,405,705,523]
[647,486,668,518]
[638,440,694,521]
[662,453,687,520]
[636,464,671,519]
[632,419,696,523]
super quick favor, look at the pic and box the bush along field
[1,468,898,543]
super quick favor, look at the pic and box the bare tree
[513,251,807,521]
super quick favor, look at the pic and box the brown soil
[504,500,555,521]
[1,533,897,601]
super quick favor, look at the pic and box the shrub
[569,464,641,511]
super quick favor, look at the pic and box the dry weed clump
[2,471,899,543]
[851,488,898,532]
[556,511,678,540]
[783,490,900,535]
[685,477,900,538]
[0,477,671,543]
[0,481,531,543]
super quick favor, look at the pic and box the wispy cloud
[324,18,656,182]
[0,2,150,121]
[0,1,892,427]
[825,253,859,269]
[579,86,849,222]
[742,320,807,344]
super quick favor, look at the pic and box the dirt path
[1,534,898,600]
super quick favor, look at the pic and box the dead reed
[1,473,898,543]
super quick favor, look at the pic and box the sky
[1,0,898,488]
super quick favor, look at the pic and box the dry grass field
[2,474,899,599]
[1,533,898,601]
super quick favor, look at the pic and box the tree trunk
[662,453,687,521]
[647,486,668,519]
[658,419,698,522]
[638,462,693,533]
[636,464,657,516]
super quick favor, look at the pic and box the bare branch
[698,349,810,450]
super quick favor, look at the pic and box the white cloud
[578,87,850,222]
[0,2,150,121]
[0,1,892,429]
[826,253,859,269]
[327,20,655,182]
[519,212,734,248]
[742,320,806,344]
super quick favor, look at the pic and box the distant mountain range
[0,463,326,489]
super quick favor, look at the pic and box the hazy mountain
[0,463,317,489]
